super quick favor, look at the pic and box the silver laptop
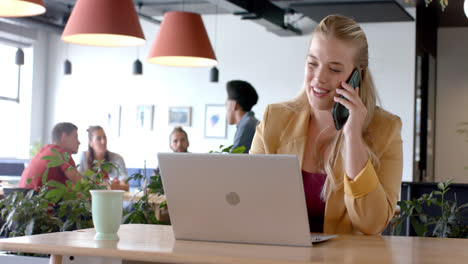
[157,153,336,247]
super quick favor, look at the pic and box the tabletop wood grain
[0,224,467,264]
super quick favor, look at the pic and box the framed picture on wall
[136,105,155,131]
[168,106,192,127]
[204,104,227,139]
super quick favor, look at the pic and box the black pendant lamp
[133,59,143,75]
[210,66,219,82]
[64,59,72,75]
[15,48,24,65]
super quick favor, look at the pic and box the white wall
[40,13,415,181]
[30,31,48,150]
[435,28,468,183]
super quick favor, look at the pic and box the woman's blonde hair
[285,14,380,200]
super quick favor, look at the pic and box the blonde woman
[250,14,402,235]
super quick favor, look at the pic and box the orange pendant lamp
[0,0,46,17]
[62,0,145,47]
[147,11,217,67]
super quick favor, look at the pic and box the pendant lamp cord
[214,1,218,53]
[137,2,143,59]
[17,65,21,103]
[66,5,71,60]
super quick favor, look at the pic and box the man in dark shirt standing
[19,122,82,190]
[225,80,259,153]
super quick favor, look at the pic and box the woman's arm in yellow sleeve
[343,117,403,234]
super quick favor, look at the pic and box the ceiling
[0,0,465,38]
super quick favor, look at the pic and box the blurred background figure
[19,122,82,190]
[78,126,129,191]
[225,80,259,153]
[153,126,190,178]
[169,126,189,153]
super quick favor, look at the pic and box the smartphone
[331,69,361,130]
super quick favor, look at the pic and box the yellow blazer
[250,102,403,235]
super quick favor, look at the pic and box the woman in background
[78,126,129,191]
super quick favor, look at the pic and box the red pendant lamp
[62,0,145,47]
[147,11,217,67]
[0,0,46,17]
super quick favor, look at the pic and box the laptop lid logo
[225,192,240,206]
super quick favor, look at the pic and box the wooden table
[123,192,165,205]
[1,224,467,264]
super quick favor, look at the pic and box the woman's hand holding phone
[332,69,367,136]
[334,82,367,139]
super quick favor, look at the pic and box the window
[0,42,33,158]
[0,44,20,102]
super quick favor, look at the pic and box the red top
[19,144,75,191]
[302,170,327,233]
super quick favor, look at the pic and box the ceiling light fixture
[0,0,46,17]
[15,48,24,65]
[62,0,145,47]
[64,59,72,75]
[133,59,143,75]
[210,66,219,82]
[147,11,217,67]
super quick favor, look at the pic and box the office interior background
[0,0,467,184]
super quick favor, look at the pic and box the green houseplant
[391,179,468,238]
[0,149,110,237]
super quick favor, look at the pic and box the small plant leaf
[437,182,444,190]
[47,160,65,168]
[50,148,62,158]
[41,155,60,161]
[41,168,49,185]
[63,152,70,162]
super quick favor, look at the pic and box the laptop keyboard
[310,234,337,243]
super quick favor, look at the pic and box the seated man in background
[19,122,82,190]
[169,126,190,153]
[225,80,259,153]
[153,126,190,177]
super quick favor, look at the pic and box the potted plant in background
[0,149,112,262]
[391,179,468,238]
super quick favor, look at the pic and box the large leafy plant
[391,179,468,238]
[0,149,112,237]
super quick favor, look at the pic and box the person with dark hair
[225,80,259,153]
[19,122,82,190]
[77,126,128,191]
